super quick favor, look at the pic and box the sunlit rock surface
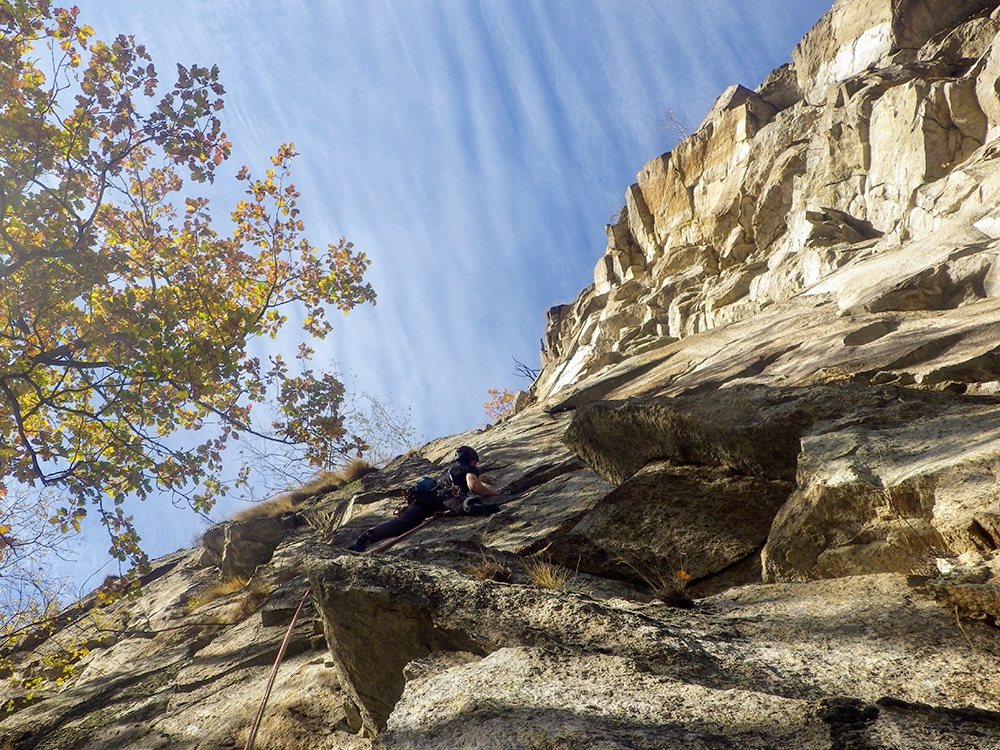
[6,1,1000,747]
[537,0,1000,402]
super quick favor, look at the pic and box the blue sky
[54,0,833,588]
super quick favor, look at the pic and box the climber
[445,444,501,511]
[346,445,501,552]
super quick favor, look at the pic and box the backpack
[402,474,461,511]
[404,476,440,504]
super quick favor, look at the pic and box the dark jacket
[448,462,479,493]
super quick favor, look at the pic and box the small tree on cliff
[0,2,375,579]
[482,388,517,425]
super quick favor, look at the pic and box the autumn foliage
[483,388,518,424]
[0,1,375,576]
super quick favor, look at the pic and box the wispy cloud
[62,0,832,564]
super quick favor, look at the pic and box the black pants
[368,502,434,543]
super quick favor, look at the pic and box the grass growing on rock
[230,495,296,523]
[468,548,513,582]
[618,555,694,608]
[186,577,272,623]
[336,459,378,484]
[522,554,575,591]
[228,461,377,523]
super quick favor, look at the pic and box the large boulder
[562,384,899,485]
[308,553,1000,746]
[545,461,793,593]
[307,553,722,736]
[563,385,1000,584]
[762,392,1000,581]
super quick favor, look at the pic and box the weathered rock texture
[537,0,1000,401]
[6,1,1000,748]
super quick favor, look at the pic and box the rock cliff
[5,1,1000,748]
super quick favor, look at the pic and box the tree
[0,1,376,580]
[0,488,72,630]
[657,107,691,148]
[511,355,539,382]
[236,385,416,493]
[482,388,518,425]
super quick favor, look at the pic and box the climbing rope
[245,511,457,748]
[368,511,447,553]
[243,586,311,750]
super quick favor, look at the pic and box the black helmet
[455,445,479,464]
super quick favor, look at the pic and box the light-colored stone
[756,63,803,111]
[386,647,830,750]
[537,2,1000,402]
[867,77,986,231]
[976,31,1000,138]
[309,555,1000,747]
[220,516,289,580]
[793,0,997,105]
[14,7,1000,749]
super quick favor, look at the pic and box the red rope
[368,512,444,553]
[243,586,311,750]
[245,510,455,747]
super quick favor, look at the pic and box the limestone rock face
[535,0,1000,401]
[562,384,1000,584]
[10,3,1000,749]
[219,516,291,579]
[793,0,997,105]
[309,555,1000,749]
[544,461,793,592]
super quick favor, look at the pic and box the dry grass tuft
[523,554,574,591]
[229,495,296,523]
[187,576,272,624]
[199,576,250,606]
[283,470,346,503]
[619,555,693,606]
[336,459,377,484]
[229,465,372,523]
[468,549,512,582]
[235,579,272,619]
